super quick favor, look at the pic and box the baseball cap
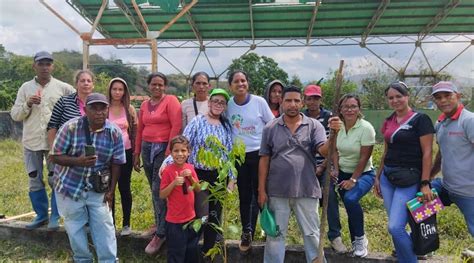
[86,93,109,106]
[210,88,230,101]
[432,81,458,95]
[304,84,322,97]
[34,51,54,62]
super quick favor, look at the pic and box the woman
[264,80,284,117]
[133,72,182,255]
[183,88,235,255]
[46,70,95,229]
[374,81,434,263]
[48,70,95,144]
[107,77,137,236]
[181,72,211,128]
[226,70,274,253]
[330,94,376,258]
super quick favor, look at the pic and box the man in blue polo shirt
[430,81,474,258]
[50,93,125,262]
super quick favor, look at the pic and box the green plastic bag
[260,203,280,237]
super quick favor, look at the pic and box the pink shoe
[145,235,166,255]
[141,224,157,238]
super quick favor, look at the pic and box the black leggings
[112,148,133,227]
[195,169,223,253]
[236,150,260,237]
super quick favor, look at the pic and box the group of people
[10,50,473,263]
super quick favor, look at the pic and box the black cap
[34,51,54,62]
[86,93,109,106]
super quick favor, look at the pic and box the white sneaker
[352,235,368,258]
[121,226,132,236]
[330,236,348,254]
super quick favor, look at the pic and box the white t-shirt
[226,94,274,152]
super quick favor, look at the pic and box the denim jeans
[141,141,167,238]
[335,169,375,241]
[264,197,326,263]
[23,148,54,191]
[166,221,200,263]
[236,150,260,237]
[431,178,474,237]
[55,190,116,263]
[380,166,418,263]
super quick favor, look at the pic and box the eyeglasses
[210,99,226,107]
[341,105,359,111]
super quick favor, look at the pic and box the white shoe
[121,226,132,236]
[352,235,368,258]
[330,236,348,254]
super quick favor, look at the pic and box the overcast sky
[1,0,473,83]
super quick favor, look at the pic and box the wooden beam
[114,0,146,37]
[159,0,198,35]
[306,0,322,45]
[361,0,390,44]
[418,0,461,41]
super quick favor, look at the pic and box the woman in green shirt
[330,94,376,258]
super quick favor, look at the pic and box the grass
[0,140,472,261]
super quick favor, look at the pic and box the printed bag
[406,189,444,223]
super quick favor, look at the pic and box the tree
[226,53,288,95]
[289,74,303,88]
[308,69,358,110]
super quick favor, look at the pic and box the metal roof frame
[40,0,473,80]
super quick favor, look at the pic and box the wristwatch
[350,177,357,183]
[420,180,431,187]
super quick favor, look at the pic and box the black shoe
[239,232,252,254]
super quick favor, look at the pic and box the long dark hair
[227,70,249,85]
[147,72,168,86]
[385,81,409,96]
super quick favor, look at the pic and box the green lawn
[0,139,471,261]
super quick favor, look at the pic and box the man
[303,84,346,254]
[258,86,341,263]
[10,51,74,230]
[50,93,125,262]
[430,81,474,258]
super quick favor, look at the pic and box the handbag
[260,203,280,237]
[83,117,111,193]
[385,166,421,187]
[406,189,444,223]
[408,211,440,255]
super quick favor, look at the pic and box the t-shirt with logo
[435,107,474,198]
[381,111,435,170]
[227,95,274,152]
[160,163,199,223]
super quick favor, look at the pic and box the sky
[1,0,473,84]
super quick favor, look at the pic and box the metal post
[82,40,89,70]
[151,39,158,72]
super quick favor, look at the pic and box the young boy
[160,135,201,263]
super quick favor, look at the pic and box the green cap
[210,88,230,101]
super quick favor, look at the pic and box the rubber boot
[26,189,49,230]
[47,191,60,230]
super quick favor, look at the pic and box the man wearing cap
[50,93,125,262]
[430,81,474,258]
[303,85,346,254]
[10,51,74,230]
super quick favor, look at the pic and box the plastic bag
[260,203,280,237]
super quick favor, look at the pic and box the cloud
[1,0,472,83]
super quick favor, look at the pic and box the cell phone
[84,145,96,156]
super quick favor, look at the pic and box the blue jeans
[264,197,326,263]
[166,221,200,263]
[55,190,116,263]
[431,178,474,237]
[334,169,375,241]
[141,141,167,237]
[380,166,418,263]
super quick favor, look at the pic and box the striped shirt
[47,93,83,131]
[51,116,126,200]
[183,115,234,178]
[304,108,332,166]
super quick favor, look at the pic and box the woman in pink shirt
[133,72,182,255]
[107,77,137,236]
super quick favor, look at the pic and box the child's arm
[181,169,201,193]
[160,172,184,199]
